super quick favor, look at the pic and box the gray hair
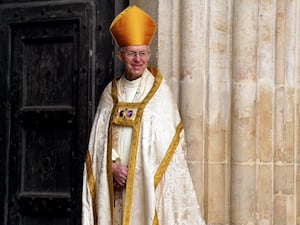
[118,46,150,52]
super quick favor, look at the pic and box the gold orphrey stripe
[109,67,162,225]
[85,151,98,225]
[154,121,183,188]
[152,121,183,225]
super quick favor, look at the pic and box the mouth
[132,65,142,69]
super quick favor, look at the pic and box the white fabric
[115,75,141,222]
[82,69,206,225]
[112,148,120,162]
[117,75,141,165]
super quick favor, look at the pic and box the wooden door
[0,1,127,225]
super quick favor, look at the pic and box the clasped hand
[112,162,128,191]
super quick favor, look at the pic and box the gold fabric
[85,151,97,224]
[110,5,156,47]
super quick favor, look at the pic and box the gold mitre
[109,5,156,47]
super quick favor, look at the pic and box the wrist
[112,161,119,175]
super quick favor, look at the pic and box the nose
[133,54,141,61]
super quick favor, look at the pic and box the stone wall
[131,0,300,224]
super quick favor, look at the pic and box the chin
[132,70,142,76]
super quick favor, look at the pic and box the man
[82,5,206,225]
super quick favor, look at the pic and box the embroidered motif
[118,107,137,120]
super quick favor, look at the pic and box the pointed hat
[109,5,156,47]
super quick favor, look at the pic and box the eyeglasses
[120,50,149,58]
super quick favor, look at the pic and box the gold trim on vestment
[107,67,162,225]
[152,210,159,225]
[85,150,98,225]
[154,121,183,188]
[151,121,183,225]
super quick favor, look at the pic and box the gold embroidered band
[85,150,98,225]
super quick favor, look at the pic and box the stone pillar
[198,1,232,224]
[272,1,299,224]
[231,1,260,224]
[232,0,300,224]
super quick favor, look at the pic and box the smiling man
[82,5,206,225]
[117,45,151,81]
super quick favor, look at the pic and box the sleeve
[112,148,120,162]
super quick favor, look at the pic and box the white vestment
[82,68,206,225]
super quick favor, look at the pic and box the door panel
[9,19,80,225]
[0,3,92,225]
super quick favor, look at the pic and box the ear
[145,51,151,61]
[117,51,124,62]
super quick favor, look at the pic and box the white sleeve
[112,148,120,162]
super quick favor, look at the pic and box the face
[117,45,151,80]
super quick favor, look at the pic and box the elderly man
[82,5,206,225]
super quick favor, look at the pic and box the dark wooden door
[0,1,127,225]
